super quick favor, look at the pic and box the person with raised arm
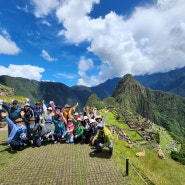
[92,110,114,156]
[1,111,27,151]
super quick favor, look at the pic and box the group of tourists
[0,99,114,155]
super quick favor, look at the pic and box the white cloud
[31,0,59,18]
[16,5,29,13]
[41,50,57,62]
[41,20,51,26]
[32,0,185,86]
[0,64,45,81]
[0,29,21,55]
[55,73,77,79]
[77,57,98,86]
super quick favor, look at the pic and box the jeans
[66,132,74,143]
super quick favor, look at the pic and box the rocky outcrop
[0,84,14,97]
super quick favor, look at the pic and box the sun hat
[95,115,102,121]
[77,117,81,121]
[83,116,89,120]
[29,117,36,122]
[90,119,96,124]
[24,103,30,107]
[47,107,52,111]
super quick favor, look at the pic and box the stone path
[0,139,125,185]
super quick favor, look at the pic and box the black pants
[95,138,104,150]
[10,141,24,151]
[74,136,82,143]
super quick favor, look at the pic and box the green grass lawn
[0,133,19,171]
[106,112,185,185]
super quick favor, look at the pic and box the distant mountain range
[0,66,185,108]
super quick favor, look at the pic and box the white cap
[83,116,89,120]
[77,117,81,121]
[47,107,52,111]
[90,119,96,124]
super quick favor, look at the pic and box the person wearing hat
[26,98,43,123]
[89,119,98,145]
[53,105,62,121]
[72,117,84,143]
[92,110,114,155]
[2,99,22,136]
[40,117,54,143]
[73,112,79,120]
[65,118,75,143]
[1,111,27,151]
[22,103,34,122]
[21,111,42,147]
[43,100,53,121]
[62,102,78,121]
[52,115,66,144]
[81,116,91,144]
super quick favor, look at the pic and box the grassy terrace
[0,112,185,185]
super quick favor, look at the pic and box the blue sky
[0,0,185,87]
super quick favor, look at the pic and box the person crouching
[23,117,42,147]
[65,118,74,144]
[92,111,114,155]
[1,111,27,151]
[52,117,66,144]
[40,118,54,143]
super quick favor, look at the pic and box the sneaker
[10,147,15,152]
[54,141,57,144]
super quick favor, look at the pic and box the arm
[1,112,17,130]
[62,124,66,136]
[42,100,47,114]
[2,103,10,113]
[72,102,78,112]
[76,126,84,137]
[72,118,77,127]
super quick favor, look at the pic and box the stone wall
[0,84,14,97]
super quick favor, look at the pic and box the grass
[0,133,20,171]
[0,95,26,103]
[1,111,185,185]
[106,112,185,185]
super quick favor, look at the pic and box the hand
[1,111,7,117]
[25,98,29,102]
[20,111,25,117]
[104,109,109,114]
[42,100,45,104]
[49,101,54,105]
[39,115,43,120]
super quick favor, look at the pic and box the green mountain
[112,74,185,137]
[0,75,80,108]
[0,75,119,109]
[135,66,185,97]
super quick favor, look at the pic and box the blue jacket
[4,116,27,144]
[52,117,66,136]
[2,104,21,121]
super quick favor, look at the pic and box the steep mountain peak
[112,74,144,97]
